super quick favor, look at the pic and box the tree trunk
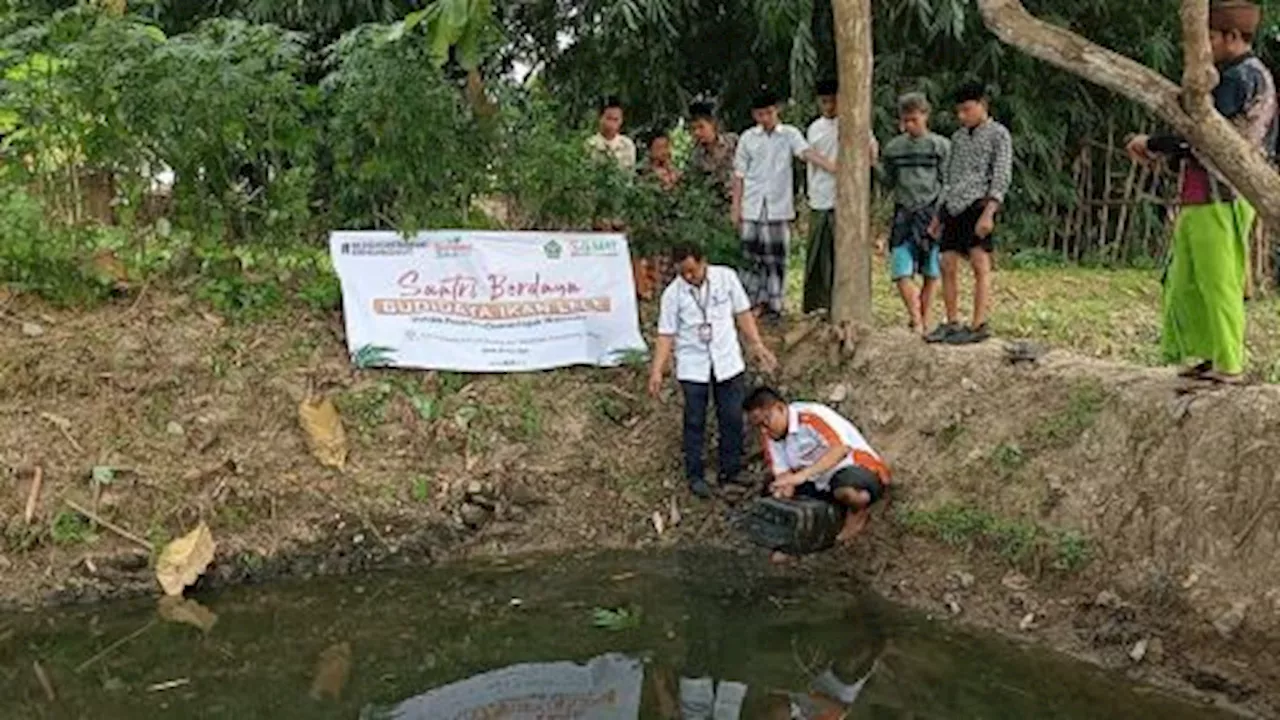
[977,0,1280,230]
[830,0,874,335]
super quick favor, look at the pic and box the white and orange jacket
[761,402,889,491]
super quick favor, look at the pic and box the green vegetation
[1029,381,1108,449]
[591,606,641,632]
[50,510,95,546]
[898,502,1091,572]
[990,443,1027,476]
[411,476,433,503]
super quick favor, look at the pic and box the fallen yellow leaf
[155,522,216,596]
[299,395,348,470]
[157,595,218,633]
[309,642,352,701]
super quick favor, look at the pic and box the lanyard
[689,275,711,323]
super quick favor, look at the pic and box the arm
[732,138,749,224]
[647,335,675,396]
[801,148,838,175]
[985,128,1013,210]
[734,310,777,372]
[774,444,852,488]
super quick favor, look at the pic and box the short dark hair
[951,81,988,105]
[643,129,670,148]
[688,101,716,122]
[816,78,838,97]
[600,96,623,114]
[744,386,786,413]
[751,89,781,110]
[670,243,705,265]
[898,92,931,116]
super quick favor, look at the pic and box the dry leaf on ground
[157,595,218,633]
[299,395,348,470]
[309,642,352,701]
[155,522,216,596]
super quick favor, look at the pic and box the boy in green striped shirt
[879,93,951,335]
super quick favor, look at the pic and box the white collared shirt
[806,116,838,210]
[762,402,882,491]
[734,124,809,221]
[657,265,752,383]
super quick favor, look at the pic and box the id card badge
[697,323,713,344]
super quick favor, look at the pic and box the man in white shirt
[745,387,891,546]
[732,90,836,323]
[649,244,779,499]
[804,78,879,315]
[585,96,637,171]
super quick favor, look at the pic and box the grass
[1028,380,1107,449]
[50,511,95,546]
[787,248,1280,379]
[898,502,1091,572]
[990,442,1027,475]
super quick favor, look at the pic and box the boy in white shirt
[585,96,637,171]
[744,386,891,546]
[732,90,836,323]
[649,244,778,499]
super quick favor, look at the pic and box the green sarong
[803,209,835,314]
[1162,199,1255,374]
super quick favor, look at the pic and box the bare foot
[836,509,870,544]
[770,551,794,564]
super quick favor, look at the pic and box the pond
[1,549,1238,719]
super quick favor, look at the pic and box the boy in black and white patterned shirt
[925,82,1013,345]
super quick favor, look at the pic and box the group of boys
[639,0,1275,561]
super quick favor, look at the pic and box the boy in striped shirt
[744,387,891,549]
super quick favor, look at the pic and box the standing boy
[880,92,951,335]
[688,102,739,205]
[586,96,637,171]
[925,82,1013,345]
[649,244,778,500]
[733,90,837,322]
[1126,0,1276,384]
[803,79,880,315]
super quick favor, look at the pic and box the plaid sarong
[741,220,790,314]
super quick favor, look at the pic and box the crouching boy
[744,387,891,547]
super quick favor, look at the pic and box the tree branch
[977,0,1280,229]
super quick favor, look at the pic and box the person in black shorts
[924,81,1013,346]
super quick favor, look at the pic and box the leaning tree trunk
[831,0,874,342]
[976,0,1280,230]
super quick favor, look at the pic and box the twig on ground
[125,279,151,316]
[63,499,153,552]
[74,620,156,674]
[39,413,84,454]
[33,661,56,702]
[23,466,43,524]
[147,678,190,692]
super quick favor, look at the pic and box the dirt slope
[1,295,1278,716]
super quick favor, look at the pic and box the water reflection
[0,550,1240,719]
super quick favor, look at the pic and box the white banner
[329,231,647,372]
[381,654,644,720]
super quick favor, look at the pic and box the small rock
[1095,589,1124,609]
[828,383,849,404]
[0,554,11,570]
[166,421,185,437]
[459,503,489,528]
[960,377,979,393]
[652,511,666,536]
[1146,637,1166,664]
[1001,572,1032,592]
[1129,638,1149,663]
[1213,601,1249,639]
[510,598,523,607]
[352,533,365,545]
[21,322,45,337]
[942,592,962,615]
[948,571,976,590]
[466,481,484,496]
[1019,612,1038,631]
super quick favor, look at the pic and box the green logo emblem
[544,240,563,259]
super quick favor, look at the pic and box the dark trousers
[679,372,746,485]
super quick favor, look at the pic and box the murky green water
[1,550,1236,719]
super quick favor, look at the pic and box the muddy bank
[1,295,1278,716]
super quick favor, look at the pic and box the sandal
[1178,361,1212,378]
[1199,370,1246,386]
